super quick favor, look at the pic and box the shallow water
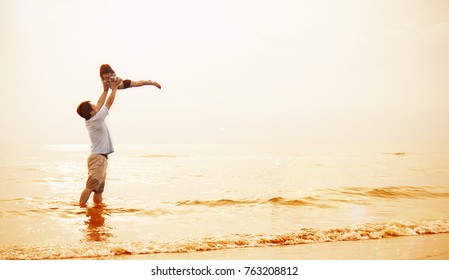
[1,143,448,259]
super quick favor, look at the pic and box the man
[76,79,121,207]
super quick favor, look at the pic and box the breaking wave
[2,219,448,260]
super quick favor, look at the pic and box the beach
[1,143,449,260]
[115,233,449,260]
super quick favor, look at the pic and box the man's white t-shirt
[86,106,114,155]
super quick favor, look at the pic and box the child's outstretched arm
[95,80,110,109]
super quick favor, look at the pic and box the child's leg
[129,80,161,89]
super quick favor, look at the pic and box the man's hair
[99,64,115,78]
[77,101,93,120]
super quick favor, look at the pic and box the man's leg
[93,173,106,204]
[93,192,102,204]
[79,187,93,207]
[82,154,106,207]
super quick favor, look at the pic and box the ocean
[0,142,448,259]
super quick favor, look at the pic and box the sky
[0,0,448,145]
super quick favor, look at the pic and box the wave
[2,208,172,218]
[176,197,331,208]
[2,219,448,260]
[174,186,449,208]
[142,154,181,158]
[2,186,448,219]
[337,186,449,199]
[383,152,407,156]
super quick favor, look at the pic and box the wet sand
[108,233,449,260]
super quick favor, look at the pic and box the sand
[106,233,449,260]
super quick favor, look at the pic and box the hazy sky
[1,0,448,145]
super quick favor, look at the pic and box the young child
[99,64,161,90]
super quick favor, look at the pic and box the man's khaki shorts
[86,154,108,193]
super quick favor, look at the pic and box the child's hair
[99,64,115,78]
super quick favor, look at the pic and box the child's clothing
[103,73,131,89]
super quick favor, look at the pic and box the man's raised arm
[95,81,109,109]
[105,79,121,110]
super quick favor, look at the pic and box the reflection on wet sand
[84,204,113,242]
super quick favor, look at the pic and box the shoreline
[97,233,449,260]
